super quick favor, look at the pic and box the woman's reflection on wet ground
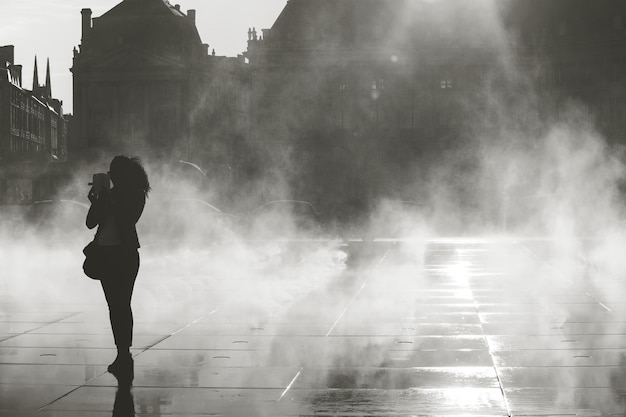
[113,373,135,417]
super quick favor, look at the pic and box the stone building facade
[71,0,249,174]
[0,45,68,204]
[502,0,626,142]
[242,0,626,222]
[244,0,507,219]
[68,0,626,221]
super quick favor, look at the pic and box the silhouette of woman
[86,156,150,381]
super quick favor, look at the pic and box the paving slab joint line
[517,242,612,313]
[0,311,83,344]
[37,371,103,412]
[325,249,391,337]
[37,309,218,412]
[478,319,513,415]
[137,308,219,353]
[582,292,612,312]
[277,366,304,403]
[463,248,512,417]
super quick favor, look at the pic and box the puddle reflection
[113,385,135,417]
[113,383,135,417]
[112,365,135,417]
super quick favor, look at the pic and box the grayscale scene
[3,0,626,415]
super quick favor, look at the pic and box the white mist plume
[4,1,626,414]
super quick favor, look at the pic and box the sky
[0,0,287,113]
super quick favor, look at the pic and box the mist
[4,0,626,414]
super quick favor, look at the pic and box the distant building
[0,46,67,162]
[244,0,506,217]
[246,0,501,133]
[501,0,626,142]
[242,0,626,220]
[246,0,626,140]
[68,0,626,218]
[0,45,68,204]
[71,0,249,171]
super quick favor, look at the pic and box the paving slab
[0,322,51,333]
[27,322,185,335]
[134,349,266,367]
[294,367,500,389]
[0,312,78,323]
[505,388,626,416]
[331,323,483,336]
[487,335,626,350]
[42,386,284,415]
[0,346,128,365]
[279,388,509,415]
[381,350,493,367]
[150,334,490,352]
[181,322,331,336]
[344,313,483,324]
[0,363,106,385]
[483,322,626,336]
[87,366,301,389]
[0,333,165,349]
[0,384,79,411]
[493,350,626,367]
[2,238,625,415]
[499,366,626,388]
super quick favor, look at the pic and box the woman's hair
[110,155,151,197]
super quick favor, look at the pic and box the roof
[265,0,506,50]
[101,0,186,19]
[85,0,202,55]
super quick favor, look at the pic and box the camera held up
[88,173,111,196]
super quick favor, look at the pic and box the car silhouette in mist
[139,197,238,247]
[245,200,322,239]
[363,199,430,240]
[0,205,29,239]
[26,199,90,242]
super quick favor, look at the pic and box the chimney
[187,9,196,23]
[0,45,15,65]
[175,4,180,11]
[14,65,23,87]
[81,9,92,42]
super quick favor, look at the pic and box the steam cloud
[3,0,626,414]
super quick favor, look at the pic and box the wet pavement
[2,238,626,416]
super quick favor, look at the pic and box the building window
[339,82,350,92]
[93,115,106,138]
[440,79,453,89]
[153,106,177,140]
[372,79,385,90]
[51,126,58,150]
